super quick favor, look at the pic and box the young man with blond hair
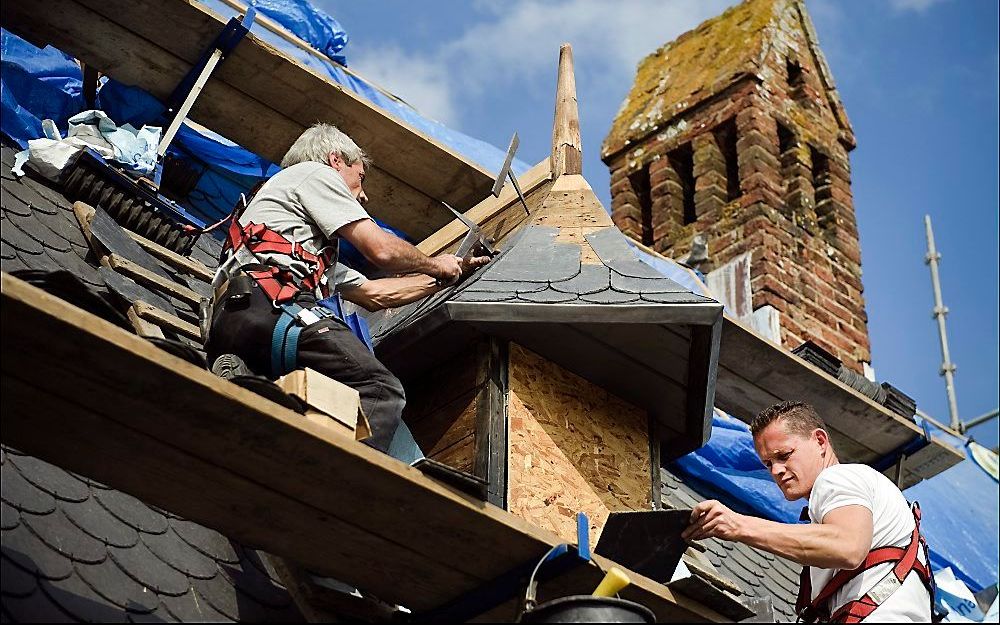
[683,401,933,622]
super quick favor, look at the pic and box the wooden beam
[716,315,963,489]
[550,44,582,177]
[474,338,508,509]
[417,158,552,256]
[2,0,496,239]
[126,230,214,282]
[132,300,201,341]
[107,254,203,306]
[0,272,730,622]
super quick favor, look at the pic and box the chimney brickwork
[603,0,871,370]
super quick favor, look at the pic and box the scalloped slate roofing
[367,222,717,345]
[1,139,301,622]
[661,467,802,621]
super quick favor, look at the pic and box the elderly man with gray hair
[206,123,490,453]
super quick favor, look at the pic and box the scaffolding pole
[924,215,961,430]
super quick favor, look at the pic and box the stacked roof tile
[1,140,301,622]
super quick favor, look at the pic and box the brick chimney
[602,0,870,371]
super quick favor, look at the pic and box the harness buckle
[866,574,902,604]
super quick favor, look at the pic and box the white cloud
[348,45,459,125]
[886,0,950,13]
[343,0,733,129]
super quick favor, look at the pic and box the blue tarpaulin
[2,0,529,234]
[633,244,999,593]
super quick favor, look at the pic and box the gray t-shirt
[238,161,370,290]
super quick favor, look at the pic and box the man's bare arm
[682,500,873,570]
[337,219,459,281]
[339,275,440,312]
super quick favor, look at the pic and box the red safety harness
[795,503,934,623]
[222,218,334,304]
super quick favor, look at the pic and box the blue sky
[322,0,999,447]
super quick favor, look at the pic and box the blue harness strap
[270,304,301,378]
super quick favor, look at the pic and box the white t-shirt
[807,463,931,622]
[239,161,371,290]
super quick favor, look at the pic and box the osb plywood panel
[508,390,610,543]
[508,344,652,542]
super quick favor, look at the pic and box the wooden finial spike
[551,43,582,177]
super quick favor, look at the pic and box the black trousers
[205,286,405,453]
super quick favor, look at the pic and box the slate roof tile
[1,460,57,515]
[93,489,169,535]
[550,264,610,295]
[1,502,20,531]
[2,522,75,581]
[126,604,180,622]
[7,454,90,503]
[21,508,109,565]
[62,497,140,549]
[141,528,219,580]
[168,520,240,565]
[661,466,801,619]
[3,217,46,255]
[7,206,74,254]
[162,587,235,622]
[108,541,192,597]
[74,558,160,613]
[1,554,38,597]
[451,289,517,302]
[41,572,131,623]
[192,569,249,621]
[0,582,77,623]
[516,288,578,303]
[579,289,641,304]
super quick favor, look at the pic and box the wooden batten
[402,345,483,474]
[550,44,583,177]
[507,344,653,543]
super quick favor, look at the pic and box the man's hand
[682,500,747,542]
[432,253,492,285]
[460,254,491,275]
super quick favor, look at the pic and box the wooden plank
[107,254,203,306]
[126,230,214,282]
[716,315,963,488]
[266,556,396,623]
[474,338,509,509]
[132,300,202,341]
[417,159,552,255]
[0,273,726,622]
[126,306,165,338]
[2,0,494,239]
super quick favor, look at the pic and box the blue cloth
[1,29,83,148]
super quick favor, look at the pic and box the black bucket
[520,595,655,623]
